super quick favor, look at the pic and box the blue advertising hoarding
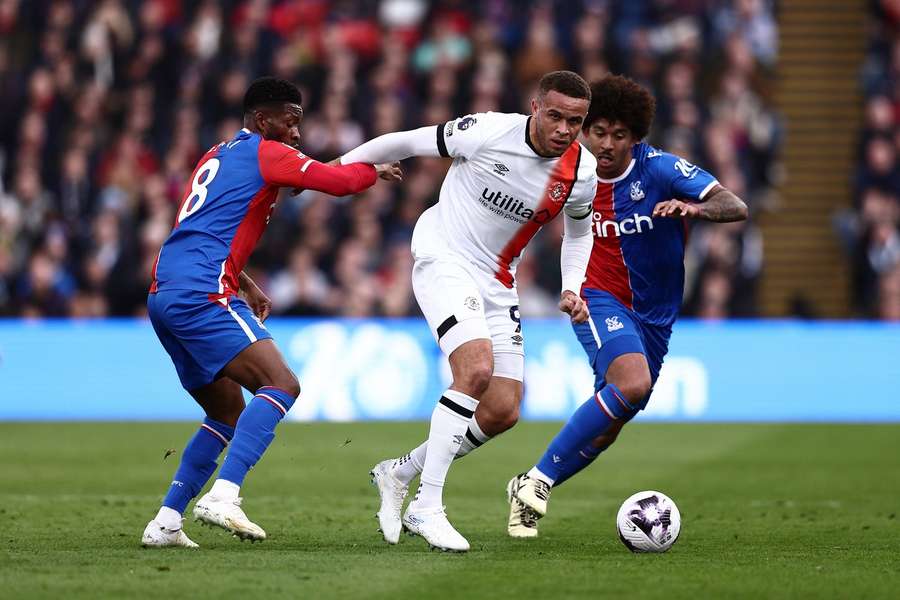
[0,318,897,422]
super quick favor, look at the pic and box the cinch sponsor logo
[479,188,552,224]
[592,212,654,237]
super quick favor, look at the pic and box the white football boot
[370,460,409,544]
[402,506,470,552]
[509,472,552,517]
[141,518,199,548]
[193,493,266,542]
[506,476,539,538]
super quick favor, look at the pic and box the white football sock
[408,389,478,510]
[391,442,427,485]
[455,415,492,459]
[393,416,493,486]
[527,466,555,486]
[210,478,240,500]
[155,506,183,530]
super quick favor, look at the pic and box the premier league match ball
[616,490,681,553]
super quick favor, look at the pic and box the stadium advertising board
[1,319,897,422]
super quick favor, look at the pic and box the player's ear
[531,98,539,116]
[254,109,269,136]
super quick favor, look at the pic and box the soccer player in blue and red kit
[141,77,400,548]
[505,75,748,537]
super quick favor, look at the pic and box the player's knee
[218,406,244,427]
[275,372,301,399]
[456,362,493,397]
[617,376,651,407]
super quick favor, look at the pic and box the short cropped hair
[243,77,303,114]
[583,75,656,140]
[538,70,591,102]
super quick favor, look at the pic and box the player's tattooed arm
[239,271,272,321]
[695,186,748,222]
[651,185,748,223]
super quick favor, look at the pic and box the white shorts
[412,255,524,381]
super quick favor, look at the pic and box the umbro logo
[452,434,464,446]
[493,163,509,176]
[606,316,624,332]
[552,454,562,464]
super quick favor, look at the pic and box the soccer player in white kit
[340,71,599,552]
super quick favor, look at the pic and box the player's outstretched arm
[652,185,748,223]
[340,126,444,165]
[559,212,592,324]
[259,140,385,197]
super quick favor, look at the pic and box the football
[616,490,681,553]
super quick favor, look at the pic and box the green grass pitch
[1,422,898,599]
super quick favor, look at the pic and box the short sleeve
[436,113,494,160]
[650,151,719,201]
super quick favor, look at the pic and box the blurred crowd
[0,0,779,319]
[836,1,900,320]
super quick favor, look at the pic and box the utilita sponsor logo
[479,188,552,224]
[592,212,654,237]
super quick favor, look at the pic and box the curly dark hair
[583,75,656,140]
[243,76,303,114]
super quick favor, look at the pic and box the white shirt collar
[597,158,635,183]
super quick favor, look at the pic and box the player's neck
[243,117,262,136]
[596,167,627,180]
[526,117,555,158]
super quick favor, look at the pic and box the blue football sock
[535,383,636,483]
[552,441,609,487]
[218,386,296,487]
[162,417,234,513]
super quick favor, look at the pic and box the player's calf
[198,385,299,541]
[142,417,235,547]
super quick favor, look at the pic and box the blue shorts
[148,289,272,391]
[571,289,672,409]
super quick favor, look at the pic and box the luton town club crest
[549,181,566,202]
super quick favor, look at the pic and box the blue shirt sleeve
[648,150,719,202]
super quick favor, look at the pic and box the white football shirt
[412,112,598,288]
